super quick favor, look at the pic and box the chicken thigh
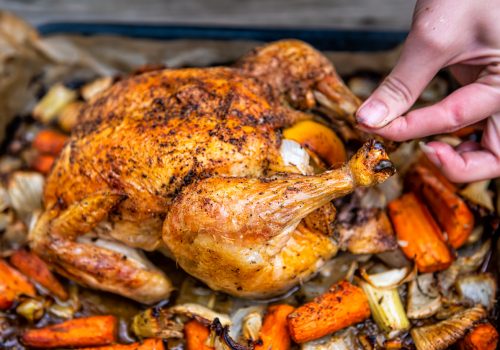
[29,40,394,304]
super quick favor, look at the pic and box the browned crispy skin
[31,40,393,303]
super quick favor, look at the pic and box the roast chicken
[29,40,395,304]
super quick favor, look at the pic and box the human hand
[356,0,500,182]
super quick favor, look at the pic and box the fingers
[367,79,500,141]
[419,114,500,182]
[356,34,445,128]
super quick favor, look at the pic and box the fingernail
[356,99,389,127]
[419,141,442,167]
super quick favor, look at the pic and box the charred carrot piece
[184,319,214,350]
[22,315,117,348]
[255,304,295,350]
[450,125,479,138]
[417,155,457,193]
[287,281,370,343]
[31,154,55,175]
[10,249,68,300]
[388,193,454,273]
[458,322,499,350]
[0,259,36,309]
[32,129,68,156]
[81,339,167,350]
[409,165,474,248]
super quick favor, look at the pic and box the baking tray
[37,22,407,52]
[31,21,500,338]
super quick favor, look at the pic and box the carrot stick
[184,319,214,350]
[408,165,474,248]
[81,339,167,350]
[388,193,454,273]
[450,125,479,138]
[0,259,36,309]
[287,281,370,343]
[458,322,499,350]
[255,304,295,350]
[10,249,68,300]
[21,315,117,348]
[417,155,457,193]
[32,129,68,156]
[31,154,55,175]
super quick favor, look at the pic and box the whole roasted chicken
[30,40,394,304]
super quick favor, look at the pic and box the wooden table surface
[0,0,414,30]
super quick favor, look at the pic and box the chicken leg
[163,140,394,297]
[29,193,173,304]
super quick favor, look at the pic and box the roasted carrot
[388,193,454,273]
[81,339,167,350]
[32,129,68,156]
[417,155,457,193]
[184,319,214,350]
[31,154,55,175]
[450,125,479,138]
[254,304,295,350]
[408,165,474,248]
[287,281,370,343]
[0,258,36,309]
[458,322,499,350]
[10,249,68,300]
[21,315,117,348]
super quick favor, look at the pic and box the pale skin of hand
[356,0,500,183]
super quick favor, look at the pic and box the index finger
[369,80,500,141]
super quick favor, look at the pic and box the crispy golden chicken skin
[29,40,394,303]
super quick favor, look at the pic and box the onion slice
[360,265,417,290]
[406,273,442,319]
[411,305,486,350]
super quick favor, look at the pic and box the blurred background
[0,0,414,30]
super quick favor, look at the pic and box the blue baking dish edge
[37,22,407,52]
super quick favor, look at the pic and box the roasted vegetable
[254,304,294,350]
[456,273,496,310]
[458,322,499,350]
[301,327,363,350]
[184,319,213,350]
[388,192,454,272]
[408,165,474,248]
[406,273,442,319]
[170,303,231,326]
[21,315,118,348]
[58,101,84,132]
[417,154,457,193]
[288,281,370,343]
[283,120,347,166]
[410,305,486,350]
[32,129,68,156]
[7,171,44,218]
[460,180,494,212]
[81,76,114,101]
[242,309,263,342]
[30,154,55,175]
[32,84,77,123]
[81,339,167,350]
[10,249,68,300]
[438,240,491,294]
[131,307,183,339]
[15,297,45,322]
[336,208,397,254]
[358,277,410,337]
[0,258,36,309]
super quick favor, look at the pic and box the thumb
[356,31,447,128]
